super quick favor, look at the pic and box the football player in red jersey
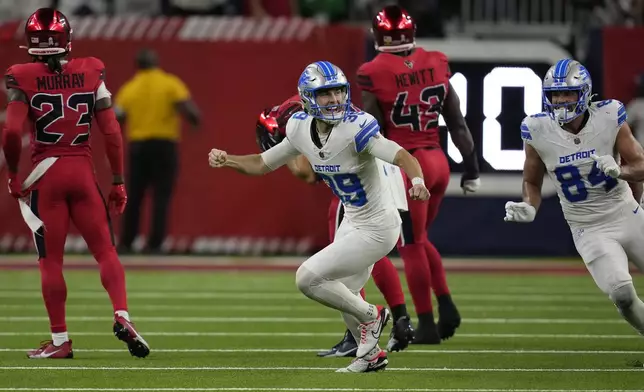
[255,95,415,356]
[2,8,149,359]
[356,5,481,344]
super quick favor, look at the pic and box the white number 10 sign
[440,67,542,171]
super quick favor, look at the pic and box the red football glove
[108,183,127,215]
[7,172,25,199]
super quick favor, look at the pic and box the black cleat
[317,329,358,358]
[411,312,441,345]
[386,316,415,352]
[437,295,461,341]
[113,316,150,358]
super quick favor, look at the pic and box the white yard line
[0,366,641,372]
[0,348,641,354]
[0,332,638,339]
[0,316,625,324]
[0,304,617,313]
[0,291,613,302]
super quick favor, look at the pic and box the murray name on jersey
[521,99,633,225]
[284,110,401,230]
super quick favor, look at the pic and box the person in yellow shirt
[115,48,200,254]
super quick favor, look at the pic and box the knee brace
[609,283,636,310]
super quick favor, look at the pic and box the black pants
[120,140,177,252]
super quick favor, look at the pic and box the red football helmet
[372,5,416,53]
[24,8,72,56]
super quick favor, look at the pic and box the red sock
[371,257,405,308]
[95,248,128,312]
[360,288,366,299]
[39,258,68,333]
[423,241,450,296]
[398,244,433,314]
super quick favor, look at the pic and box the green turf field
[0,268,643,391]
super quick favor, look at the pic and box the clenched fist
[409,182,430,201]
[209,149,228,168]
[504,201,536,223]
[591,154,621,179]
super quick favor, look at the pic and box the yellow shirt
[115,68,190,142]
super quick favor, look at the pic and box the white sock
[619,297,644,335]
[115,310,130,322]
[52,332,68,346]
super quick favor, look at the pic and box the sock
[371,257,406,308]
[423,241,450,296]
[360,288,366,300]
[619,297,644,335]
[115,310,130,322]
[398,243,433,314]
[437,294,455,308]
[390,304,409,321]
[95,248,129,312]
[52,332,69,346]
[417,311,436,326]
[39,258,68,334]
[342,308,362,343]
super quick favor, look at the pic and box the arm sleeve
[364,136,403,165]
[1,101,28,173]
[95,108,124,176]
[260,137,301,171]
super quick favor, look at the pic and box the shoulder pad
[353,113,380,153]
[356,62,375,91]
[4,66,20,90]
[595,99,627,128]
[520,113,548,142]
[285,111,309,139]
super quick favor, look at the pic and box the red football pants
[397,148,451,315]
[327,197,405,308]
[29,156,128,333]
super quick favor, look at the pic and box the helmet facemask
[543,86,590,124]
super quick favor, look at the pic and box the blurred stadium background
[2,2,644,390]
[0,0,643,260]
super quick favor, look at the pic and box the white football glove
[504,201,536,223]
[590,154,621,179]
[462,178,481,194]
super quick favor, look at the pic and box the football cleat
[335,347,388,373]
[27,340,73,359]
[317,329,357,358]
[113,316,150,358]
[356,306,390,358]
[437,299,461,340]
[386,315,415,352]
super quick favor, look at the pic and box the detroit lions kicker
[208,61,429,373]
[505,59,644,337]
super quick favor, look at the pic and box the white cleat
[356,305,390,358]
[336,347,388,373]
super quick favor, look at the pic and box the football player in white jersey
[505,59,644,336]
[208,61,429,372]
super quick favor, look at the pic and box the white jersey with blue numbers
[261,109,403,230]
[521,99,634,226]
